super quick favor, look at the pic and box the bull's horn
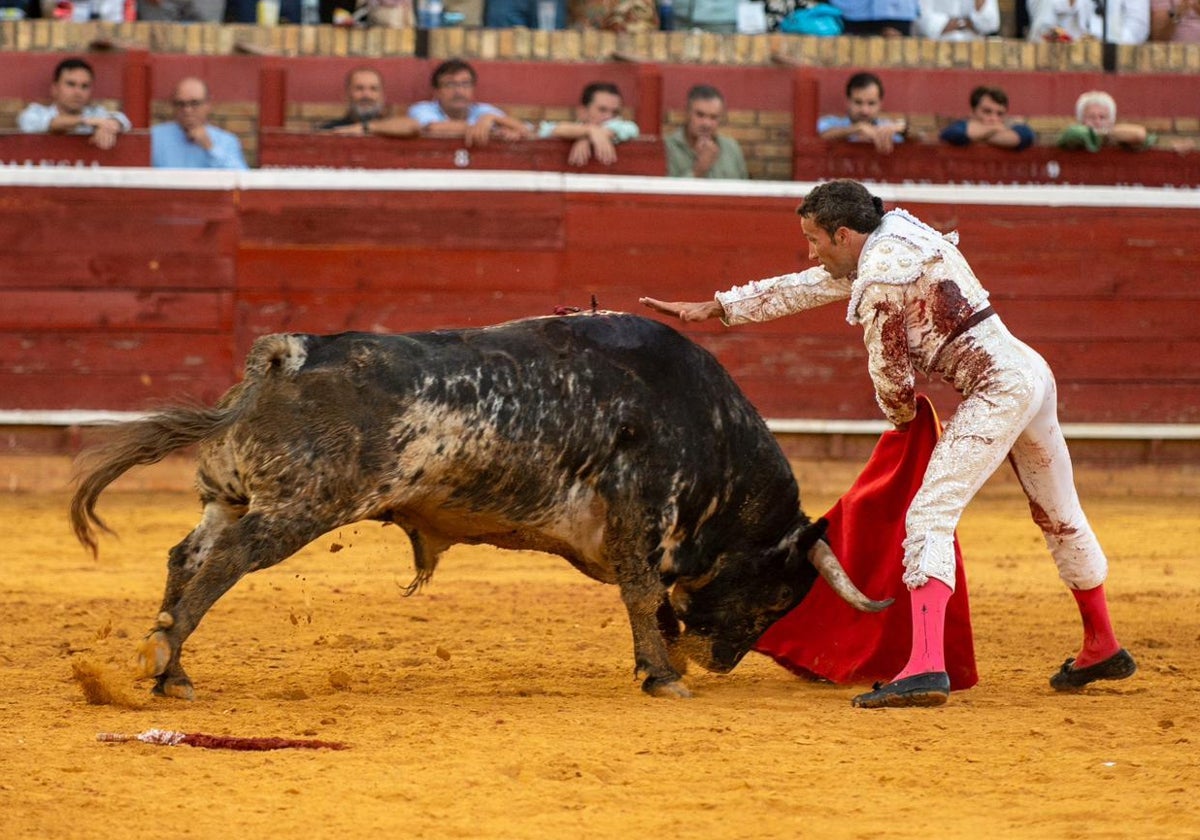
[807,541,894,612]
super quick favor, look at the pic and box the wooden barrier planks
[794,140,1200,188]
[256,132,666,176]
[1,176,1197,426]
[0,132,152,168]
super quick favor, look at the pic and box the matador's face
[800,216,858,279]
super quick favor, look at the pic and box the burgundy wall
[2,181,1197,424]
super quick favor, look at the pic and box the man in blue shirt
[830,0,919,35]
[939,85,1036,151]
[151,77,248,170]
[407,59,532,147]
[19,57,131,151]
[817,72,907,154]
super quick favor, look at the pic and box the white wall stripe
[2,167,1199,208]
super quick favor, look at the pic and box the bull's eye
[775,585,794,608]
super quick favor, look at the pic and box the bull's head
[669,518,892,673]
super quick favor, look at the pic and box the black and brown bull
[70,313,889,699]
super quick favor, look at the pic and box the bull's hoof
[642,675,692,699]
[136,630,171,678]
[152,675,195,701]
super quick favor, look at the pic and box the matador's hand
[639,297,724,323]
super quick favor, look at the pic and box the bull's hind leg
[140,510,330,700]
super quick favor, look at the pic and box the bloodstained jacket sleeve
[715,267,853,325]
[855,281,917,426]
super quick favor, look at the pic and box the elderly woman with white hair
[1057,90,1156,151]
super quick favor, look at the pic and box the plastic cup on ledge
[257,0,280,25]
[537,0,556,30]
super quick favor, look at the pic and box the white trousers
[903,323,1108,592]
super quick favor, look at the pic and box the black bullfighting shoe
[851,672,951,709]
[1049,648,1137,691]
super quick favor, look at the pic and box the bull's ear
[795,517,829,555]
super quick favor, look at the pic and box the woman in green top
[1057,90,1159,152]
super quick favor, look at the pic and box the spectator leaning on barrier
[319,67,420,138]
[18,58,131,151]
[665,84,748,180]
[939,86,1036,151]
[151,77,248,170]
[408,59,533,147]
[1057,90,1194,153]
[917,0,1000,39]
[829,0,919,36]
[537,82,639,167]
[817,72,906,155]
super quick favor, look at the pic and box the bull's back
[292,313,770,452]
[227,315,798,545]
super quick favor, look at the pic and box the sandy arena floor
[1,455,1197,839]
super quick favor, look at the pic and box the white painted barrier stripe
[1,167,1199,208]
[2,410,1197,440]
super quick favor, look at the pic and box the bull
[70,313,889,700]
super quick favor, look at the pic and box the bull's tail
[69,403,242,557]
[69,333,309,557]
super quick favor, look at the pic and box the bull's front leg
[607,521,690,698]
[618,580,690,698]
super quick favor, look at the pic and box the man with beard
[318,67,419,138]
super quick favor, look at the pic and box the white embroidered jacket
[715,209,991,425]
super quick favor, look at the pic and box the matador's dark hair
[796,180,885,238]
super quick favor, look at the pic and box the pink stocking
[894,579,952,681]
[1070,584,1120,669]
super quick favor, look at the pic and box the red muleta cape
[754,394,978,691]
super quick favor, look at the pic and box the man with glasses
[151,77,248,169]
[19,57,131,151]
[939,85,1036,151]
[407,59,532,147]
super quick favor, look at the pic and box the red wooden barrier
[793,139,1200,187]
[259,64,287,131]
[0,131,151,167]
[121,50,152,130]
[2,178,1198,426]
[256,131,666,175]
